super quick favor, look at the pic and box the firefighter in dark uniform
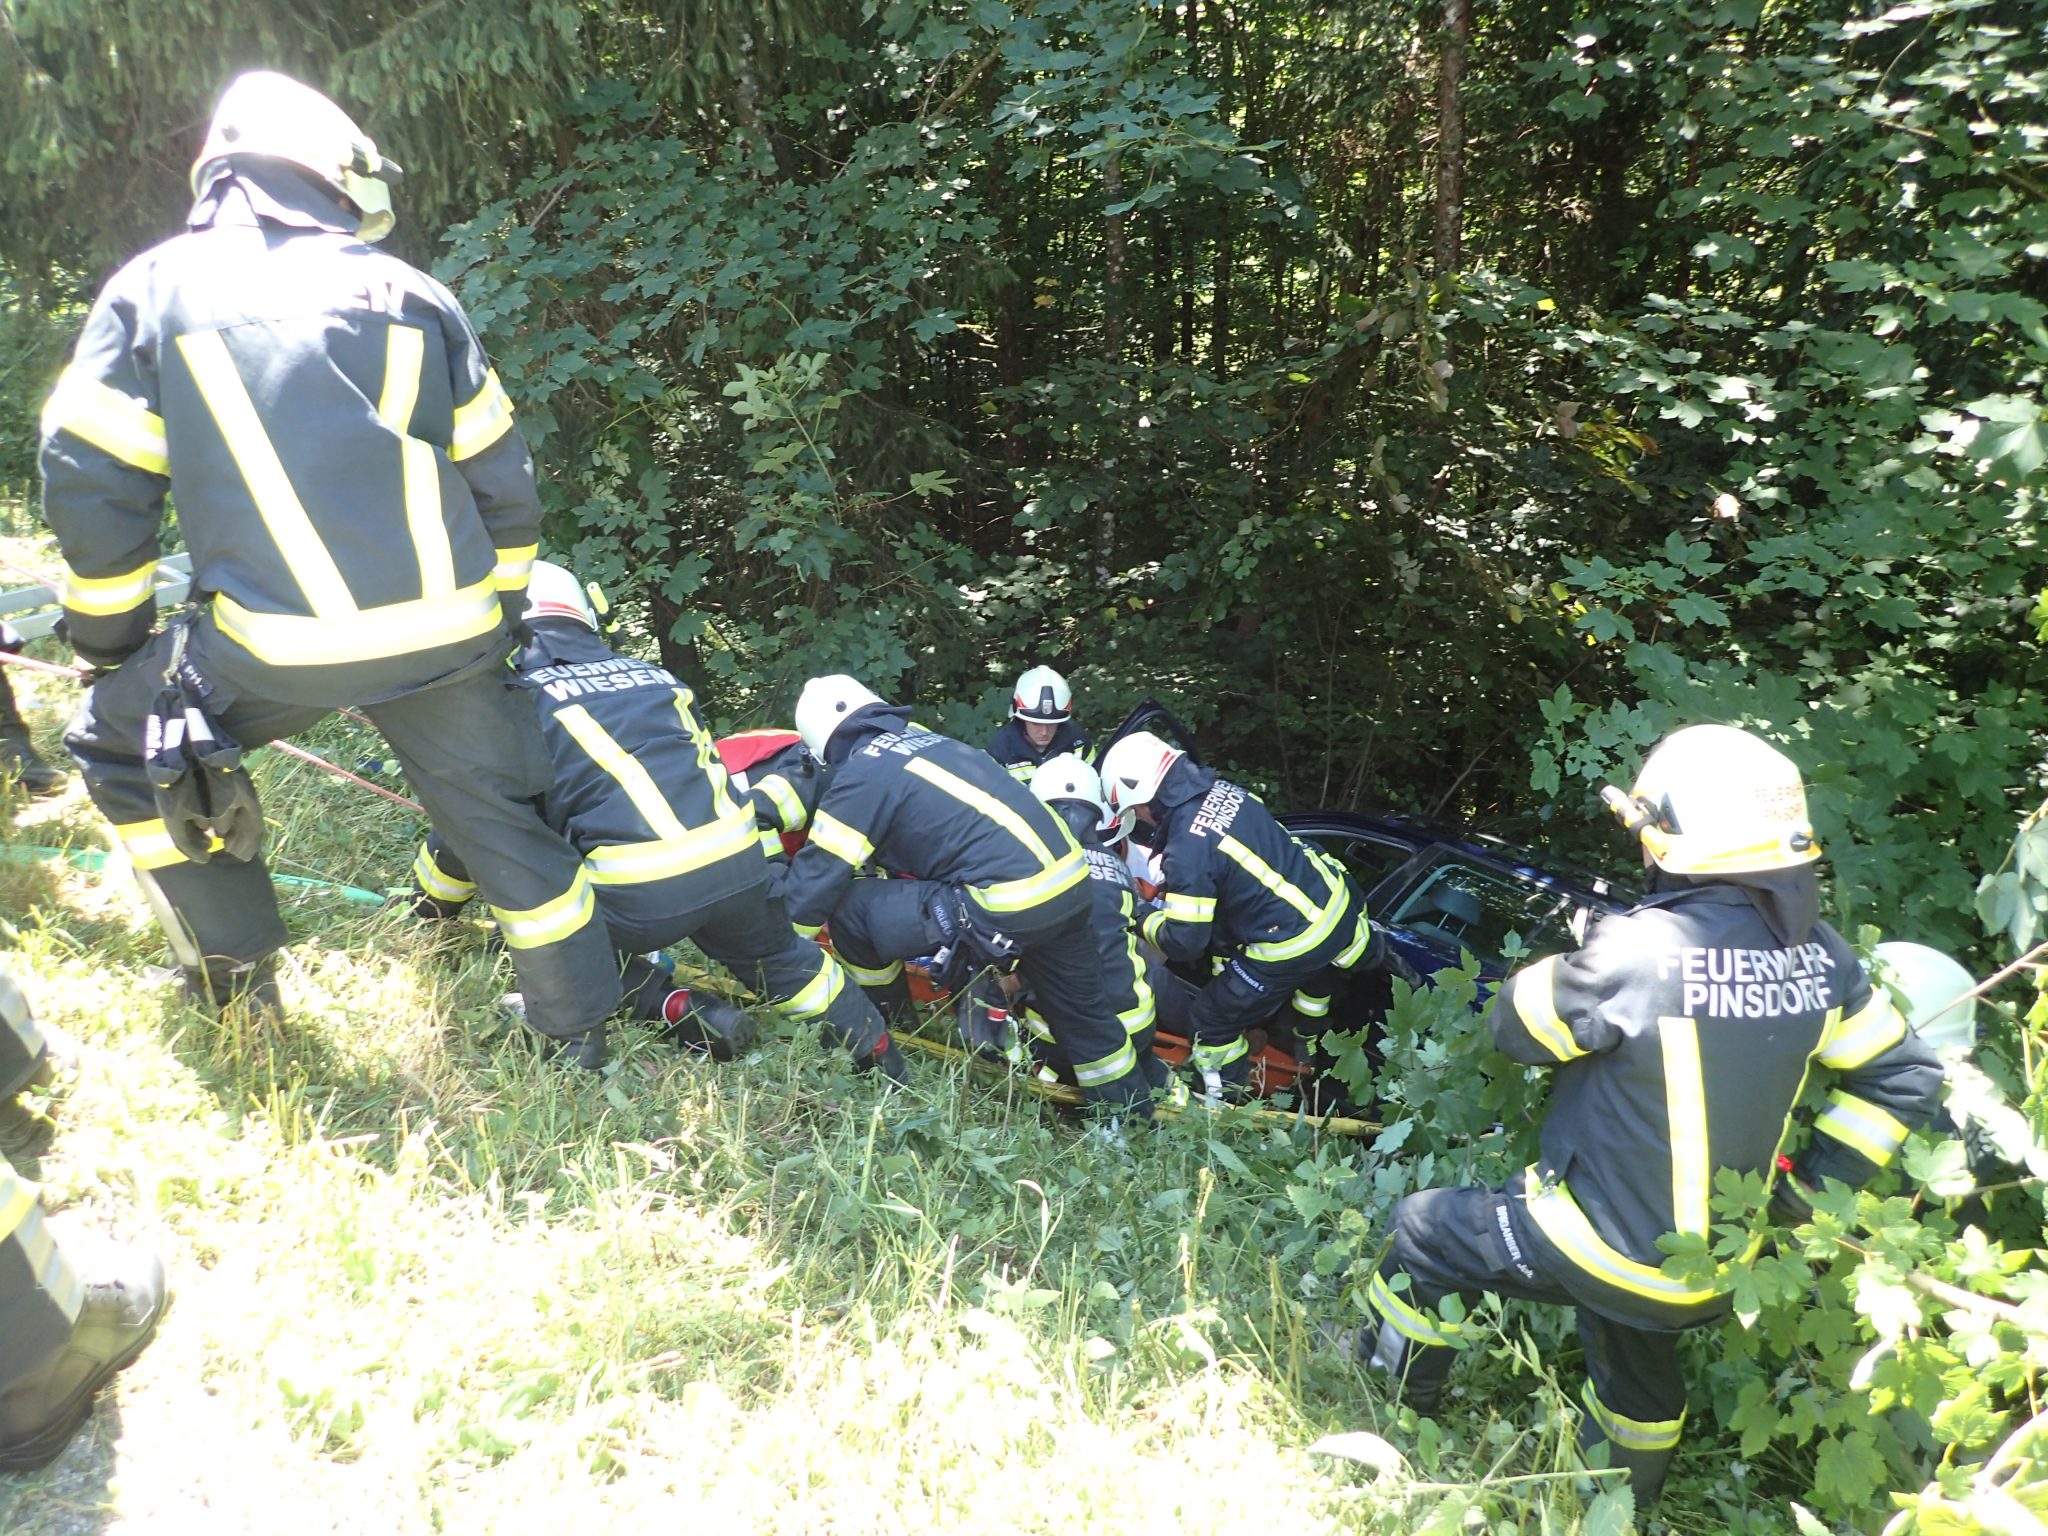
[784,676,1149,1115]
[716,727,821,865]
[986,665,1092,784]
[0,964,167,1471]
[0,623,64,797]
[1099,730,1399,1100]
[410,566,899,1077]
[1019,754,1175,1094]
[41,72,619,1036]
[1358,724,1946,1503]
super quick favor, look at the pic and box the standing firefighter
[1098,730,1400,1100]
[409,565,897,1076]
[986,665,1091,784]
[1358,724,1945,1503]
[0,966,167,1470]
[40,71,619,1035]
[784,676,1150,1116]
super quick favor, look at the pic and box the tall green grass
[0,654,1754,1534]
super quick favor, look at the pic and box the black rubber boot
[856,1033,910,1087]
[550,1025,608,1072]
[182,955,283,1025]
[0,1239,169,1472]
[0,725,64,798]
[654,990,758,1061]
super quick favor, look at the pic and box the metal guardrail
[0,552,192,640]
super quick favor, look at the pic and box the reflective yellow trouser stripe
[1581,1381,1684,1451]
[178,329,356,617]
[114,818,190,871]
[1189,1035,1249,1071]
[0,1171,84,1324]
[1519,1168,1718,1308]
[491,868,598,949]
[413,842,477,903]
[377,326,455,600]
[842,955,903,986]
[776,951,847,1021]
[62,558,159,616]
[1072,1037,1137,1087]
[41,365,169,476]
[1368,1271,1470,1347]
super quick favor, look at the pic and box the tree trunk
[1432,0,1471,277]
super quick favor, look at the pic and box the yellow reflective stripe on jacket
[178,330,357,618]
[492,868,597,950]
[1819,993,1907,1070]
[1660,1017,1710,1236]
[62,558,159,617]
[451,370,516,460]
[1813,1089,1910,1167]
[904,757,1067,870]
[1162,892,1215,923]
[1581,1382,1684,1452]
[377,326,455,599]
[776,952,846,1021]
[213,581,504,668]
[584,818,760,886]
[413,843,477,902]
[1510,955,1585,1063]
[1368,1271,1470,1346]
[969,849,1087,914]
[493,544,538,593]
[554,704,691,841]
[114,817,188,871]
[756,773,807,832]
[0,1172,83,1324]
[1218,834,1349,961]
[757,827,784,859]
[1519,1167,1719,1308]
[1335,912,1373,968]
[810,811,875,868]
[41,365,169,476]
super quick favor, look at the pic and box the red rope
[0,647,423,813]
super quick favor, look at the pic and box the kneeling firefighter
[782,676,1150,1116]
[0,964,168,1471]
[999,753,1175,1095]
[410,565,899,1077]
[1098,731,1404,1100]
[1359,724,1945,1503]
[43,71,619,1033]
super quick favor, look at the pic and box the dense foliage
[7,0,2048,1526]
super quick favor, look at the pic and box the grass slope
[0,650,1753,1535]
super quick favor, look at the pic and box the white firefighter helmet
[522,560,598,631]
[191,71,404,243]
[796,675,885,758]
[1029,752,1129,840]
[1098,730,1184,820]
[1602,723,1820,876]
[1012,665,1073,723]
[1871,941,1979,1055]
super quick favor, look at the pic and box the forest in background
[4,0,2046,958]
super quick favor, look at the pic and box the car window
[1294,830,1414,896]
[1384,851,1571,969]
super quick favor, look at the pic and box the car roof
[1278,806,1638,913]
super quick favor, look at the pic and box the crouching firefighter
[1098,731,1405,1101]
[783,676,1151,1117]
[42,71,620,1034]
[410,565,900,1077]
[1359,724,1945,1504]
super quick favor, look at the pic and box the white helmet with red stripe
[1011,665,1073,723]
[523,560,598,631]
[1097,730,1184,820]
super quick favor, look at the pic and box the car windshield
[1382,848,1572,969]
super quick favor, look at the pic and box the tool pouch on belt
[923,886,1022,994]
[143,627,264,864]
